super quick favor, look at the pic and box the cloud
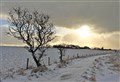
[55,26,73,36]
[92,32,120,49]
[0,25,24,46]
[62,33,80,43]
[1,1,119,33]
[0,22,119,49]
[0,0,119,49]
[52,26,120,49]
[0,14,9,20]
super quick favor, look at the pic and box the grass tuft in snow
[16,68,26,76]
[31,65,48,73]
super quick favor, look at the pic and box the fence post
[73,55,74,59]
[77,53,79,58]
[26,58,29,69]
[68,55,69,60]
[48,57,51,66]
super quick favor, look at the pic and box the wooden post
[73,55,74,58]
[48,57,50,66]
[77,53,79,58]
[26,58,29,69]
[68,55,69,60]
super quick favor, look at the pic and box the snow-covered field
[0,46,119,82]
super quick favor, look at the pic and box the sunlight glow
[76,25,91,38]
[0,14,9,19]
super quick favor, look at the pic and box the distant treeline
[23,44,117,51]
[51,44,113,51]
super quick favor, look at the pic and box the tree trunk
[59,55,63,63]
[32,52,41,67]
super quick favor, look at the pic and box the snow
[0,46,119,82]
[97,73,120,82]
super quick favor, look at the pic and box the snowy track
[0,46,118,82]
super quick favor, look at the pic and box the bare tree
[8,7,55,67]
[37,47,48,63]
[57,47,66,63]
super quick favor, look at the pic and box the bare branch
[8,7,55,67]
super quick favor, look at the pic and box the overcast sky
[0,0,120,49]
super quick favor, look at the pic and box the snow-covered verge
[0,46,114,73]
[0,46,119,82]
[81,53,120,82]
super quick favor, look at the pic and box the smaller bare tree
[57,47,66,63]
